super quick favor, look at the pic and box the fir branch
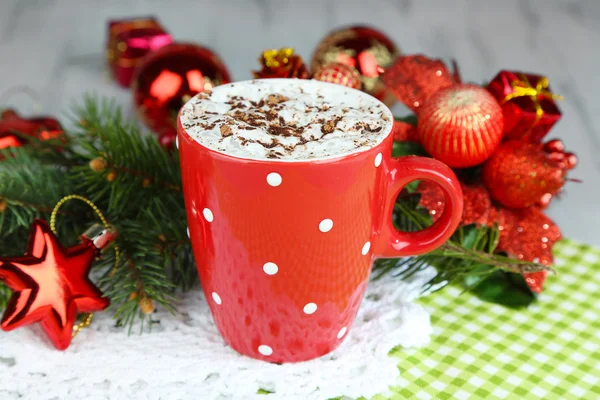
[0,97,192,329]
[70,97,182,203]
[0,282,9,310]
[0,147,82,238]
[97,221,177,333]
[436,241,554,275]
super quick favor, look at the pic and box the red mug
[177,80,463,363]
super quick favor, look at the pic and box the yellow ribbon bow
[261,48,295,68]
[502,74,563,121]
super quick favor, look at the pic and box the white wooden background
[0,0,599,246]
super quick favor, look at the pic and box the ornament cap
[81,224,117,252]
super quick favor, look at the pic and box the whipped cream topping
[179,79,393,161]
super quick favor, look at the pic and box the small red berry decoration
[158,128,177,150]
[418,84,504,168]
[312,63,362,90]
[481,140,575,208]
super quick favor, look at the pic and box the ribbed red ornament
[418,84,504,168]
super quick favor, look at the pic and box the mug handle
[373,155,464,258]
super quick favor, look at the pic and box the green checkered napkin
[379,239,600,400]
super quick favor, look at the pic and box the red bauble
[311,26,399,105]
[481,140,571,208]
[0,220,110,350]
[312,62,362,89]
[252,48,310,79]
[382,55,459,113]
[418,84,504,168]
[132,43,231,135]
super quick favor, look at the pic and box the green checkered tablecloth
[385,239,600,400]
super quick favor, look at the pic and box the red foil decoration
[382,54,459,113]
[0,220,110,350]
[311,26,399,106]
[0,110,64,154]
[132,43,231,136]
[106,17,172,87]
[486,71,562,143]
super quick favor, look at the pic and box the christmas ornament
[158,127,177,150]
[0,220,114,350]
[418,84,504,168]
[392,120,420,143]
[382,54,459,113]
[416,180,562,293]
[312,62,362,89]
[418,180,491,226]
[481,140,575,208]
[311,25,399,105]
[486,71,562,143]
[496,207,562,292]
[132,43,231,135]
[544,139,578,170]
[252,48,310,79]
[106,17,172,87]
[0,109,64,152]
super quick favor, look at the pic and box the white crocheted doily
[0,268,435,400]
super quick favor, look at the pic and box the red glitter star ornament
[0,220,110,350]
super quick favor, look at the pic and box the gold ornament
[89,157,108,172]
[106,170,117,182]
[311,26,400,106]
[140,296,155,314]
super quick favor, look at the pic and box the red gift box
[486,71,562,143]
[106,17,172,87]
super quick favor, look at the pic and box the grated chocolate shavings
[220,125,233,137]
[321,116,343,134]
[267,94,290,104]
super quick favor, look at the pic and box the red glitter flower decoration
[381,54,458,113]
[417,181,491,226]
[392,120,420,143]
[416,180,562,293]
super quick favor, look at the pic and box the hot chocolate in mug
[177,79,463,363]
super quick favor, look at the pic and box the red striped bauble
[418,84,504,168]
[312,63,362,90]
